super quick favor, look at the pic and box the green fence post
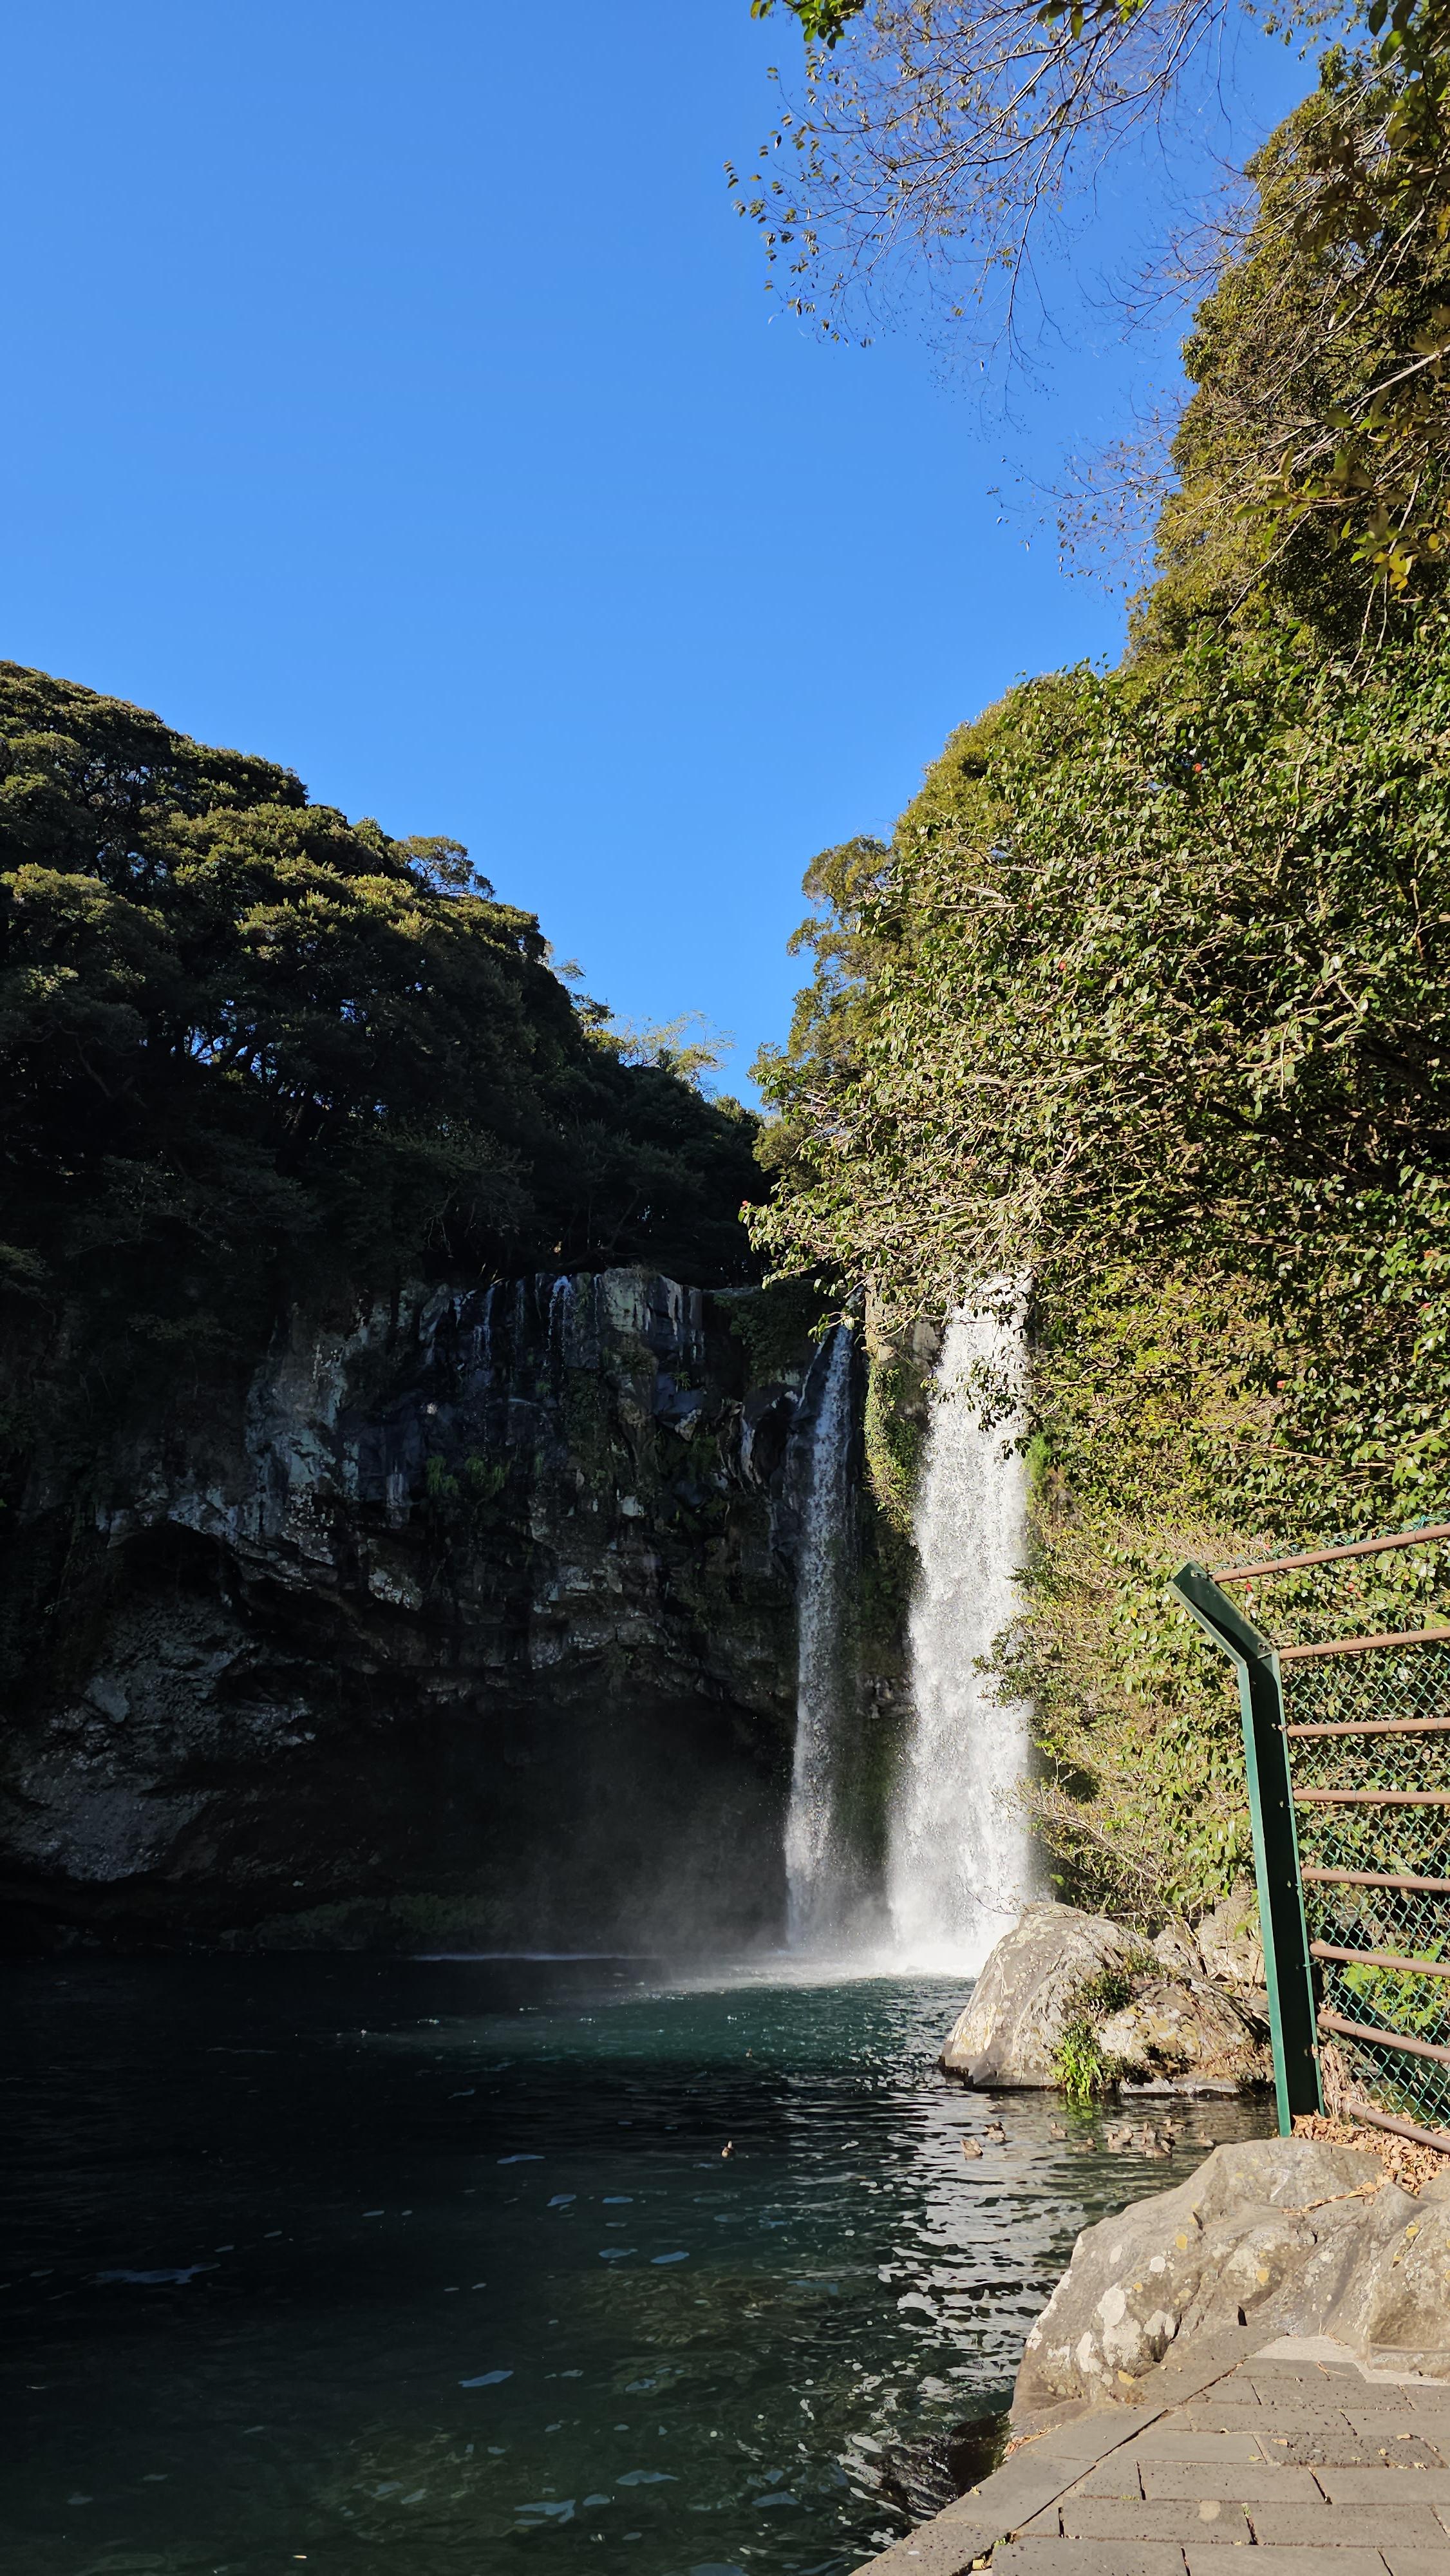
[1167,1562,1322,2132]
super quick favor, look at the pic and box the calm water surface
[0,1957,1272,2576]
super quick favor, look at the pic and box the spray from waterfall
[784,1325,858,1949]
[886,1299,1033,1973]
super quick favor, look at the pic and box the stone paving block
[952,2455,1110,2539]
[1344,2411,1441,2441]
[1180,2403,1297,2434]
[1248,2405,1365,2423]
[1207,2369,1263,2401]
[845,2517,989,2576]
[1250,2360,1359,2378]
[1069,2457,1145,2497]
[1248,2372,1364,2401]
[1266,2430,1444,2468]
[1061,2499,1253,2544]
[994,2545,1189,2576]
[1138,2461,1323,2501]
[1315,2469,1450,2503]
[1379,2552,1450,2574]
[1015,2505,1063,2535]
[1250,2500,1449,2548]
[1185,2552,1388,2576]
[1023,2410,1162,2461]
[1129,2430,1266,2461]
[1406,2391,1450,2418]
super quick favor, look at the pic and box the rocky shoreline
[854,1904,1450,2572]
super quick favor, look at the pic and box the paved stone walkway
[852,2334,1450,2576]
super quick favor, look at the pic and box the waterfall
[548,1272,574,1368]
[784,1325,858,1949]
[885,1300,1033,1973]
[478,1281,498,1379]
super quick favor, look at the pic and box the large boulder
[1097,1975,1269,2094]
[940,1902,1144,2087]
[1012,2136,1450,2414]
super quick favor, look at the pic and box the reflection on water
[0,1956,1271,2575]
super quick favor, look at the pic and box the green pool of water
[0,1955,1271,2575]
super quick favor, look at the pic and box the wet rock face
[1,1269,806,1951]
[1013,2136,1450,2410]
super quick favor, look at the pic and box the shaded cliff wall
[0,1269,813,1952]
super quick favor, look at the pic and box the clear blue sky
[5,2,1307,1095]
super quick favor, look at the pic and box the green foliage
[718,1270,838,1379]
[1127,59,1450,636]
[0,666,763,1455]
[1052,1958,1153,2101]
[748,0,864,44]
[1053,2015,1122,2107]
[862,1346,926,1537]
[755,625,1450,1494]
[748,105,1450,1903]
[1077,1961,1141,2018]
[735,1,1450,607]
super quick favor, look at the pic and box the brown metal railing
[1174,1522,1450,2151]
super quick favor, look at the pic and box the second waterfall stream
[885,1300,1034,1972]
[783,1323,858,1949]
[782,1304,1034,1968]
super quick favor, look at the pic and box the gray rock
[940,1902,1145,2087]
[1196,1885,1265,1988]
[0,1266,831,1951]
[1151,1921,1205,1978]
[1328,2187,1450,2370]
[1096,1976,1269,2093]
[1012,2136,1426,2414]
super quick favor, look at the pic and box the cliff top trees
[0,665,762,1391]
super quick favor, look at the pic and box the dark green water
[0,1957,1271,2576]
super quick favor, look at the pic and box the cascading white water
[478,1280,498,1378]
[548,1271,574,1366]
[886,1300,1034,1973]
[784,1324,857,1948]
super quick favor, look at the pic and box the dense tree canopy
[0,666,761,1401]
[748,68,1450,1913]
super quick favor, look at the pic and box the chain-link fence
[1172,1525,1450,2150]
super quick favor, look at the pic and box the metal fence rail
[1170,1526,1450,2151]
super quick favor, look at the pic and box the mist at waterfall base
[784,1308,1034,1978]
[0,1955,1272,2576]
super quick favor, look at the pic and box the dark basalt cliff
[1,1269,824,1953]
